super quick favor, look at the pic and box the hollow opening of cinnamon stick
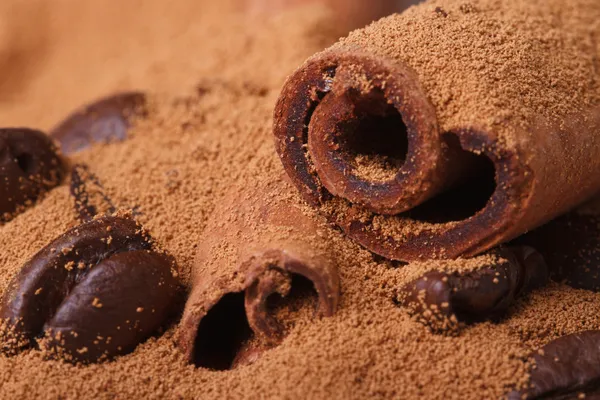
[326,88,409,183]
[190,274,320,370]
[192,292,253,371]
[299,58,499,226]
[308,77,497,223]
[263,274,318,323]
[406,135,497,224]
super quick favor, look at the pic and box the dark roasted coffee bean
[400,246,548,332]
[0,216,150,352]
[0,128,63,222]
[50,92,147,155]
[0,215,179,362]
[516,212,600,292]
[507,331,600,400]
[42,250,179,363]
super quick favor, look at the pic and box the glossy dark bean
[508,331,600,399]
[401,246,548,331]
[516,212,600,292]
[42,250,179,363]
[50,92,147,155]
[0,215,180,363]
[0,128,63,222]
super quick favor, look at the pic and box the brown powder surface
[352,154,404,182]
[0,1,599,399]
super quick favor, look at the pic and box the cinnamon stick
[176,176,340,369]
[273,0,600,261]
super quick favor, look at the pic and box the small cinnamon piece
[177,176,340,369]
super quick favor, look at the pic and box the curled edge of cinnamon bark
[273,48,600,261]
[176,247,339,369]
[398,246,548,333]
[176,177,340,369]
[507,330,600,400]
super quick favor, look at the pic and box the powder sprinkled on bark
[335,0,600,147]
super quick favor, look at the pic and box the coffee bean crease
[0,215,180,363]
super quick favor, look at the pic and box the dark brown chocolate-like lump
[50,92,147,155]
[0,128,64,223]
[400,247,548,332]
[0,215,180,363]
[508,331,600,399]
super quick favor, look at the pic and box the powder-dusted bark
[273,0,600,261]
[177,177,340,368]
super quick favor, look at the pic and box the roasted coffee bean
[400,246,548,332]
[508,331,600,399]
[0,215,151,351]
[0,215,180,363]
[50,92,147,155]
[515,212,600,292]
[42,250,179,363]
[0,128,63,222]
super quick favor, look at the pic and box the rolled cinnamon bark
[273,0,600,261]
[176,176,340,369]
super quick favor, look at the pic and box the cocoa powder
[0,1,598,399]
